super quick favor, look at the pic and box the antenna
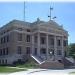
[24,1,25,21]
[48,6,53,20]
[48,6,57,20]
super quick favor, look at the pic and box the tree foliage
[68,43,75,59]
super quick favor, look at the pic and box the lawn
[0,58,38,73]
[16,59,39,69]
[0,66,26,73]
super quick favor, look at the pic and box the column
[61,36,64,57]
[46,34,48,60]
[31,34,34,55]
[37,33,40,56]
[54,36,57,60]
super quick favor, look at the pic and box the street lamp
[49,50,55,61]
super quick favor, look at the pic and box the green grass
[0,66,26,73]
[16,59,39,69]
[0,58,38,73]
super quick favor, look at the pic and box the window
[7,35,9,42]
[57,40,61,46]
[18,33,22,41]
[27,29,30,32]
[41,37,46,44]
[18,59,22,63]
[50,38,54,45]
[34,48,37,55]
[63,40,67,46]
[34,36,37,43]
[1,38,3,44]
[57,50,62,55]
[3,48,5,55]
[0,49,2,55]
[4,37,6,43]
[6,47,8,55]
[2,60,4,64]
[6,29,10,32]
[18,28,23,31]
[26,35,30,42]
[5,59,7,64]
[1,35,9,44]
[26,47,30,54]
[17,46,22,54]
[40,48,46,54]
[0,50,2,55]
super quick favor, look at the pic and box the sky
[0,2,75,44]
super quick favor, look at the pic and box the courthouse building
[0,19,68,68]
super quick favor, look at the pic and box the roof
[0,19,67,33]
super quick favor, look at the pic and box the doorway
[34,48,37,55]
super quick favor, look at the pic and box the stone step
[39,60,64,69]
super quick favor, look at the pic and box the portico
[32,31,66,61]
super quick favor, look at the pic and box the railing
[30,54,45,64]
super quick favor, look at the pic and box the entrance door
[34,48,37,55]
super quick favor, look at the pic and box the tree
[68,43,75,59]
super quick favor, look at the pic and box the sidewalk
[0,73,9,75]
[8,69,75,75]
[1,68,75,75]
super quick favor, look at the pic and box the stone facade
[0,19,68,65]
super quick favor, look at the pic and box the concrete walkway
[8,69,75,75]
[0,73,9,75]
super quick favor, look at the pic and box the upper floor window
[1,38,3,44]
[41,37,46,44]
[18,33,22,41]
[6,35,9,42]
[34,36,37,43]
[18,28,23,31]
[50,38,54,45]
[4,37,6,43]
[17,46,22,54]
[0,35,9,44]
[27,29,30,32]
[57,39,61,46]
[26,35,30,42]
[63,40,67,46]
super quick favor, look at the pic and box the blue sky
[0,2,75,44]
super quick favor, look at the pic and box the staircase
[62,57,74,68]
[39,60,64,69]
[30,54,64,69]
